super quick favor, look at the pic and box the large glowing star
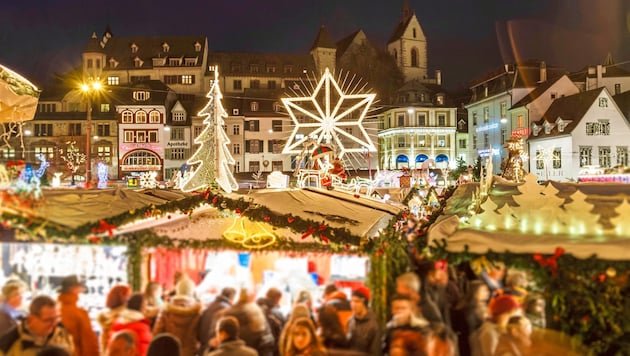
[282,68,376,159]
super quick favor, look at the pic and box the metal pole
[86,95,92,185]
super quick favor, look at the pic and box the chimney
[539,61,547,83]
[435,70,442,86]
[596,64,603,88]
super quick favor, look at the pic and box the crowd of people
[0,219,569,356]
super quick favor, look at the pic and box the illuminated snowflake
[282,68,376,159]
[139,171,158,189]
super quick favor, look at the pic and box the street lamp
[81,79,103,185]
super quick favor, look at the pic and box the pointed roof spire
[402,0,412,23]
[310,25,336,50]
[85,32,104,52]
[604,52,615,66]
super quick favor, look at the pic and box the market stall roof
[0,63,40,122]
[428,174,630,261]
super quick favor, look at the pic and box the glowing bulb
[92,82,102,90]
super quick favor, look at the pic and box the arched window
[396,155,409,169]
[135,111,147,123]
[250,101,259,112]
[411,48,418,67]
[149,111,161,123]
[435,154,449,163]
[122,111,133,123]
[415,154,429,163]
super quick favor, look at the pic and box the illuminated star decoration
[282,68,377,159]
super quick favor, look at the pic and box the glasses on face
[36,315,59,324]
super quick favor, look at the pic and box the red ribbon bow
[301,226,316,240]
[91,219,117,238]
[533,247,565,275]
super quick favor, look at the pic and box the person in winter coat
[346,286,382,356]
[110,293,152,356]
[0,280,27,337]
[223,289,275,356]
[285,317,327,356]
[147,333,181,356]
[198,287,236,353]
[106,330,136,356]
[278,304,311,356]
[57,275,99,356]
[319,284,352,335]
[204,316,258,356]
[153,275,201,356]
[97,284,132,354]
[142,282,163,328]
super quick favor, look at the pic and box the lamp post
[81,80,102,186]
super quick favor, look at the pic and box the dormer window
[133,90,150,101]
[168,58,181,66]
[543,121,552,134]
[284,65,293,74]
[532,123,540,136]
[194,42,202,52]
[273,102,282,112]
[555,118,565,132]
[550,91,557,100]
[436,94,444,105]
[172,112,185,122]
[152,57,166,66]
[250,101,259,112]
[133,57,144,68]
[250,64,260,73]
[162,42,170,53]
[184,58,197,66]
[131,43,138,53]
[108,58,119,68]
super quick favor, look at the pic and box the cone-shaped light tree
[182,68,238,193]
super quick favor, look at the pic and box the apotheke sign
[167,141,189,148]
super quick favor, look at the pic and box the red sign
[511,128,530,137]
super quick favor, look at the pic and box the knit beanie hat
[175,275,195,298]
[352,286,371,305]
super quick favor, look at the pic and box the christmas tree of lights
[182,68,238,193]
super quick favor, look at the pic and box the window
[269,140,284,154]
[268,80,276,89]
[131,43,138,53]
[418,114,426,126]
[34,124,53,137]
[106,76,119,86]
[458,120,465,130]
[535,150,545,170]
[100,104,110,113]
[472,134,477,149]
[231,63,242,72]
[235,161,241,173]
[586,122,599,136]
[552,148,562,169]
[182,75,193,85]
[233,125,240,135]
[122,111,133,123]
[266,66,276,73]
[249,161,260,172]
[284,65,293,74]
[233,80,242,90]
[248,140,261,153]
[398,136,406,148]
[136,131,146,142]
[410,48,418,67]
[483,133,489,148]
[184,58,197,66]
[135,111,147,123]
[472,112,477,126]
[247,120,259,131]
[483,107,489,123]
[500,102,507,119]
[458,139,466,149]
[39,103,56,113]
[170,127,185,141]
[194,125,203,137]
[133,91,150,101]
[1,147,15,159]
[579,146,592,167]
[272,161,283,171]
[148,131,158,143]
[162,43,170,52]
[272,120,283,132]
[172,112,185,122]
[413,28,417,38]
[344,128,353,136]
[550,92,557,100]
[95,58,100,68]
[130,75,150,83]
[417,135,426,147]
[437,114,446,127]
[134,57,143,68]
[35,146,55,160]
[501,129,506,144]
[617,146,628,166]
[615,84,621,95]
[68,123,81,136]
[251,80,260,89]
[437,135,446,147]
[233,143,241,154]
[273,102,282,112]
[600,120,610,135]
[599,146,611,168]
[397,114,405,127]
[97,124,110,137]
[517,115,523,128]
[436,95,444,105]
[87,59,93,69]
[250,64,260,73]
[599,98,608,107]
[169,58,181,66]
[149,111,161,123]
[250,102,259,112]
[169,148,186,160]
[124,131,134,142]
[97,145,112,163]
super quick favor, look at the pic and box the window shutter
[245,140,250,153]
[254,121,260,131]
[191,75,195,84]
[268,140,272,153]
[259,140,264,152]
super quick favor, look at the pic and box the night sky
[1,0,628,91]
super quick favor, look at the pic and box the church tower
[310,25,337,75]
[387,0,428,82]
[82,31,107,80]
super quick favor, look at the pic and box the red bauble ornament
[287,216,295,223]
[235,208,241,215]
[264,216,271,222]
[212,196,219,204]
[354,194,360,198]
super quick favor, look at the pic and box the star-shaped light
[282,68,376,159]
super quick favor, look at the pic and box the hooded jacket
[97,305,125,353]
[111,309,152,356]
[153,295,201,356]
[0,322,75,356]
[58,292,99,356]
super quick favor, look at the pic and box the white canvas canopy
[0,64,40,122]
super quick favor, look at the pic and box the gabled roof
[310,25,336,50]
[511,75,567,109]
[613,90,630,120]
[96,35,206,70]
[529,88,604,139]
[336,29,364,58]
[207,52,315,77]
[387,13,414,44]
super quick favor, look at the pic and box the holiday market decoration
[59,141,85,185]
[182,68,238,193]
[0,63,39,122]
[500,136,528,182]
[96,162,109,188]
[282,68,377,161]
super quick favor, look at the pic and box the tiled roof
[108,80,173,106]
[84,33,104,53]
[613,90,630,121]
[511,75,566,109]
[97,35,206,70]
[387,14,413,44]
[528,88,604,140]
[207,52,315,77]
[310,25,336,50]
[336,30,362,58]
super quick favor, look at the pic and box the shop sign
[121,165,161,171]
[478,148,501,157]
[167,141,189,148]
[511,127,530,137]
[475,123,499,133]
